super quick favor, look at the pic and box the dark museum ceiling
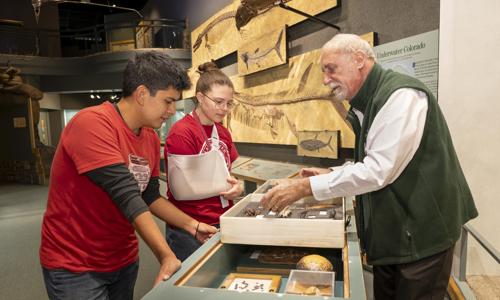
[57,0,149,30]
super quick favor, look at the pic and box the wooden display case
[220,192,345,248]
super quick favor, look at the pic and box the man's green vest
[346,63,478,265]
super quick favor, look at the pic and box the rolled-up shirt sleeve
[310,88,428,200]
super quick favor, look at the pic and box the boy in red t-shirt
[40,51,218,300]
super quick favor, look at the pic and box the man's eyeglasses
[201,92,235,111]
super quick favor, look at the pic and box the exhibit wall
[142,0,440,168]
[0,104,34,161]
[439,0,500,276]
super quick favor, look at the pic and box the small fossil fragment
[244,207,256,217]
[277,205,291,218]
[302,286,322,296]
[255,209,262,215]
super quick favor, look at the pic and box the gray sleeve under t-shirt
[86,163,162,223]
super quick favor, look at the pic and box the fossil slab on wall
[237,25,288,76]
[191,0,338,68]
[297,130,340,159]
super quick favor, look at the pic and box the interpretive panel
[373,30,439,98]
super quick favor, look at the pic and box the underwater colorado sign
[373,30,439,98]
[376,42,427,59]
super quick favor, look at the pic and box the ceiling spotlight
[96,95,100,99]
[91,94,95,99]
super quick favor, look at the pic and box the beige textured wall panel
[191,1,240,67]
[228,48,354,148]
[191,0,338,67]
[183,67,199,99]
[187,31,375,148]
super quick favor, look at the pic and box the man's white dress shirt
[310,88,429,200]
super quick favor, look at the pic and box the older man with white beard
[260,33,477,300]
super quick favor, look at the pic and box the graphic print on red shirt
[128,153,151,193]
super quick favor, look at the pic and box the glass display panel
[63,109,80,127]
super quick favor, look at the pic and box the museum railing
[453,224,500,299]
[0,18,187,57]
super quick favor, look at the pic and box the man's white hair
[322,34,376,62]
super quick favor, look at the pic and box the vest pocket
[364,192,415,263]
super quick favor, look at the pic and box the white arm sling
[167,111,231,207]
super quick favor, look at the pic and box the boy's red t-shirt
[40,102,160,273]
[165,114,238,225]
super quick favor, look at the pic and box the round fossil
[296,254,334,272]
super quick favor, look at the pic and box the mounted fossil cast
[235,0,293,31]
[240,29,284,69]
[193,11,237,52]
[299,134,335,152]
[232,89,353,137]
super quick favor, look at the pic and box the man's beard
[329,82,348,102]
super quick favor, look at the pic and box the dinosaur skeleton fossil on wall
[227,62,353,145]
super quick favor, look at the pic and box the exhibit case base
[142,196,367,300]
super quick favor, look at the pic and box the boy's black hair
[122,51,192,97]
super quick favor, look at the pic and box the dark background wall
[0,1,61,57]
[142,0,234,31]
[142,0,440,168]
[59,94,108,110]
[0,104,34,161]
[43,94,114,147]
[48,110,62,148]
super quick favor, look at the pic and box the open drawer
[220,192,346,248]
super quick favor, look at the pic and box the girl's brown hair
[194,61,234,105]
